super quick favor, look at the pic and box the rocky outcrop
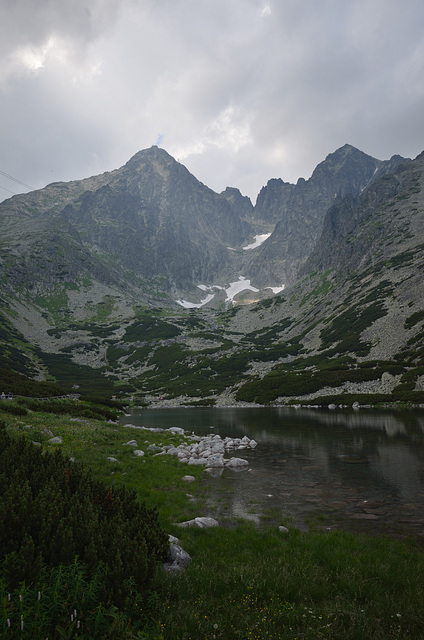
[301,153,420,277]
[247,145,408,287]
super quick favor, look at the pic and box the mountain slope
[246,144,408,287]
[1,144,424,404]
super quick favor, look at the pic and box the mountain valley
[1,143,424,406]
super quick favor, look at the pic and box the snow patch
[176,284,222,309]
[225,276,259,302]
[176,277,264,308]
[266,285,285,294]
[176,294,215,309]
[243,233,271,250]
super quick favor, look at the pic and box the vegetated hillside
[0,145,423,404]
[227,152,424,405]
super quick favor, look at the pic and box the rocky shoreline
[123,424,258,469]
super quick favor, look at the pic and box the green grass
[2,409,205,526]
[147,525,424,639]
[2,407,424,639]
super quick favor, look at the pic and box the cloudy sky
[1,0,423,203]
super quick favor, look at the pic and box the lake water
[121,407,424,538]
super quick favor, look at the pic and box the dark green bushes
[81,395,127,411]
[236,365,386,403]
[0,401,27,416]
[124,316,181,342]
[17,397,120,421]
[0,423,168,607]
[405,309,424,329]
[0,367,65,398]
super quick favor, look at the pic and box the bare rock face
[247,145,408,287]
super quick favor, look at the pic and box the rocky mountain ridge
[1,143,424,406]
[1,144,405,308]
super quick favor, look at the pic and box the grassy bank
[2,403,424,639]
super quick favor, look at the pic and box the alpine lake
[121,406,424,539]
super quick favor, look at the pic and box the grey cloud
[1,0,424,202]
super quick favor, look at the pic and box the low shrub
[0,367,65,398]
[0,422,168,608]
[0,402,27,416]
[17,397,120,421]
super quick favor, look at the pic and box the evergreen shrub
[0,422,168,607]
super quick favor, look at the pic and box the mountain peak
[124,145,176,168]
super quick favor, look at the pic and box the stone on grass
[133,449,145,457]
[163,543,192,572]
[48,436,63,445]
[147,444,162,452]
[278,526,289,534]
[124,440,138,447]
[175,517,219,529]
[182,475,196,483]
[107,457,120,463]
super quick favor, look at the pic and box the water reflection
[122,407,424,536]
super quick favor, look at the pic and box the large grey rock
[188,457,209,466]
[48,436,63,445]
[168,426,186,435]
[205,454,225,468]
[163,543,192,572]
[225,457,249,468]
[175,517,219,528]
